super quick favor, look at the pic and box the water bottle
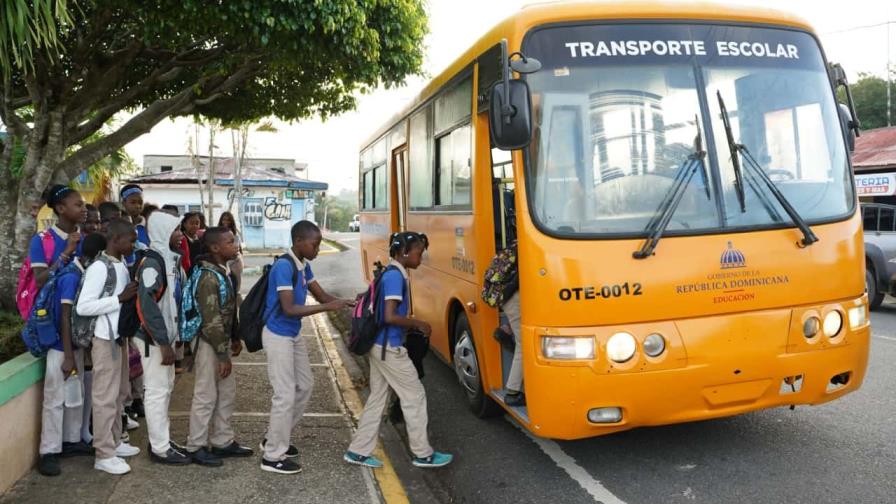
[64,372,83,408]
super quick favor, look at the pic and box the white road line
[873,335,896,342]
[509,416,627,504]
[233,361,327,367]
[168,411,343,418]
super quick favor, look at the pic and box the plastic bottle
[64,372,83,408]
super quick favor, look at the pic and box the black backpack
[239,254,297,353]
[119,248,167,341]
[349,264,401,358]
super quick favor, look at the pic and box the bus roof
[360,1,815,149]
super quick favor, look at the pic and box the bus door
[392,146,409,232]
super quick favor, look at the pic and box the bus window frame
[517,19,858,242]
[433,120,474,211]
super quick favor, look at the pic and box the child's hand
[219,361,232,379]
[231,340,243,357]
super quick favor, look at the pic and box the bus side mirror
[489,79,533,150]
[838,103,856,152]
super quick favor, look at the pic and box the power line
[823,20,896,35]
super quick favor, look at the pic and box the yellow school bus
[358,1,869,440]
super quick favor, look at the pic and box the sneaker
[130,398,146,418]
[38,454,61,476]
[149,447,191,465]
[504,391,526,407]
[412,451,453,468]
[94,456,130,475]
[343,451,383,469]
[120,430,130,443]
[61,441,95,457]
[125,415,140,431]
[189,447,223,467]
[210,441,254,458]
[260,458,302,474]
[115,442,141,458]
[259,439,299,459]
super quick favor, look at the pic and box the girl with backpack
[344,231,453,469]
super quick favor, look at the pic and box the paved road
[321,232,895,504]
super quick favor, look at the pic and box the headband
[120,187,143,200]
[48,186,75,206]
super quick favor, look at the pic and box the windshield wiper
[715,93,819,247]
[633,126,709,259]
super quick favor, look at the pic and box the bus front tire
[452,313,501,418]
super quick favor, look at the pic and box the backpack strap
[379,265,405,361]
[40,229,57,268]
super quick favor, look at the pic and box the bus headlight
[541,336,594,360]
[823,311,843,337]
[643,333,666,357]
[803,317,820,338]
[607,332,637,363]
[847,306,867,329]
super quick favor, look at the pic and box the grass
[0,310,26,365]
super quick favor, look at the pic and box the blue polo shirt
[126,220,150,266]
[52,261,84,352]
[263,253,315,337]
[376,262,409,348]
[28,226,75,269]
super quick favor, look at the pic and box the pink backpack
[16,230,57,320]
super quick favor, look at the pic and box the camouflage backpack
[480,245,518,308]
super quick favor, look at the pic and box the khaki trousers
[187,338,236,451]
[348,344,433,458]
[90,338,129,460]
[263,327,314,461]
[39,349,85,455]
[502,291,524,392]
[141,343,176,455]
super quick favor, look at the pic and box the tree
[838,70,896,131]
[0,0,427,308]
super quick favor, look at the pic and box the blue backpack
[20,262,80,357]
[179,266,230,344]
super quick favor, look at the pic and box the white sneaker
[115,442,141,458]
[121,430,130,443]
[94,456,131,475]
[126,416,140,431]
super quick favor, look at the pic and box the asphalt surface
[319,232,895,504]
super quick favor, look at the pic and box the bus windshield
[523,23,854,237]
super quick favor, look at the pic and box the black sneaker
[38,454,61,476]
[189,447,223,467]
[61,441,94,457]
[259,439,299,459]
[260,458,302,474]
[505,391,526,407]
[210,441,254,458]
[149,447,191,465]
[130,398,145,418]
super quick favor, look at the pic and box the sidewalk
[0,313,384,504]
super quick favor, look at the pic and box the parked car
[348,214,360,232]
[861,203,896,309]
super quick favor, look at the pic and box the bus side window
[863,206,878,232]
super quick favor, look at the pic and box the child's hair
[119,183,143,201]
[42,184,78,215]
[106,218,135,239]
[161,204,179,216]
[98,201,121,222]
[142,203,159,219]
[218,211,239,235]
[86,203,98,214]
[181,212,200,231]
[197,212,207,229]
[201,226,231,251]
[290,220,320,243]
[389,231,429,258]
[81,233,108,260]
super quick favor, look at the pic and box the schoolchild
[28,184,86,291]
[260,220,354,474]
[84,204,100,235]
[119,184,149,249]
[181,212,204,270]
[97,202,122,235]
[75,219,140,475]
[344,232,453,469]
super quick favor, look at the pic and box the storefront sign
[855,173,896,196]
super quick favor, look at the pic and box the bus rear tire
[452,312,502,418]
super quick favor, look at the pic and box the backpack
[16,230,56,320]
[180,266,231,344]
[480,245,518,308]
[118,249,168,341]
[19,262,79,357]
[238,254,297,353]
[71,256,118,350]
[349,264,403,358]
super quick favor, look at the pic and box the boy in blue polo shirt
[259,220,354,474]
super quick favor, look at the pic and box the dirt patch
[0,311,26,365]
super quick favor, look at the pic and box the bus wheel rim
[453,330,480,396]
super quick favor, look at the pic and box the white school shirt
[74,252,129,341]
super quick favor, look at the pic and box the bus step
[492,389,530,424]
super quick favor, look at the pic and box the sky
[122,0,896,195]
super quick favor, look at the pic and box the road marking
[312,310,410,504]
[509,416,627,504]
[873,335,896,342]
[233,361,328,367]
[168,411,343,418]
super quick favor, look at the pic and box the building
[852,126,896,205]
[128,155,327,250]
[143,154,308,178]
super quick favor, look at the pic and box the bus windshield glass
[523,23,854,237]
